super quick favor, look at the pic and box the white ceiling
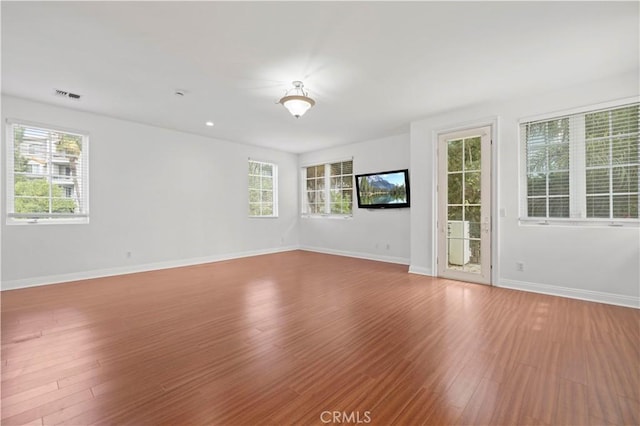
[2,1,638,153]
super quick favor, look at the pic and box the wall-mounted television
[355,169,410,209]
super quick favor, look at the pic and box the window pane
[261,190,273,203]
[611,105,639,135]
[464,137,481,171]
[249,175,260,189]
[464,172,481,204]
[341,176,353,189]
[586,169,610,194]
[262,163,273,176]
[585,111,610,139]
[306,179,315,190]
[548,171,569,195]
[448,173,463,204]
[306,191,316,204]
[586,140,610,167]
[330,177,340,189]
[528,198,546,217]
[249,161,260,175]
[613,194,638,218]
[468,239,481,268]
[261,177,273,190]
[342,161,353,175]
[527,174,547,196]
[262,203,273,215]
[612,137,639,165]
[249,203,261,216]
[15,197,49,214]
[465,206,481,238]
[527,147,547,173]
[330,163,342,176]
[448,139,463,172]
[612,166,638,193]
[316,177,325,190]
[448,206,462,221]
[306,166,316,178]
[546,118,570,144]
[586,196,610,218]
[548,144,569,170]
[249,189,260,203]
[549,197,570,217]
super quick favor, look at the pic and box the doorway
[437,126,492,285]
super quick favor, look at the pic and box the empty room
[1,1,639,425]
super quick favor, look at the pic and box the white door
[437,126,492,285]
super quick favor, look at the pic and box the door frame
[431,118,499,286]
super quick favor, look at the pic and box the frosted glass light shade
[280,95,315,118]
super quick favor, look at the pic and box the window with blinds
[7,120,89,224]
[248,160,278,217]
[521,102,639,222]
[302,160,353,216]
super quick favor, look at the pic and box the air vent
[54,89,81,101]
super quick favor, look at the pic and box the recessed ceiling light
[205,121,214,127]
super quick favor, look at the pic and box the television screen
[355,169,410,209]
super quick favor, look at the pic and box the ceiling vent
[54,89,81,100]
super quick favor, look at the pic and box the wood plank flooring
[1,250,638,425]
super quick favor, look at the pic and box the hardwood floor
[1,250,638,425]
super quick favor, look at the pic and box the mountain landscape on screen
[356,170,410,208]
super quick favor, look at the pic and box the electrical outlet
[126,251,132,259]
[386,243,390,250]
[516,261,524,272]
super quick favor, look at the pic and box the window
[521,102,638,222]
[7,120,89,224]
[302,160,353,216]
[248,160,277,217]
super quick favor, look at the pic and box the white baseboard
[1,246,299,291]
[498,279,639,309]
[408,265,433,276]
[299,245,410,266]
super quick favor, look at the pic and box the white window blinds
[521,102,639,221]
[7,121,89,223]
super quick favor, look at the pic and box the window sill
[518,218,639,228]
[301,214,353,220]
[7,218,90,226]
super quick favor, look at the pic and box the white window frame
[301,159,354,219]
[519,98,639,227]
[6,119,90,225]
[248,159,278,218]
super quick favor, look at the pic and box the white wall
[1,96,299,289]
[410,71,640,307]
[299,134,411,264]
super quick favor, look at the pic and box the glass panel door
[438,127,492,285]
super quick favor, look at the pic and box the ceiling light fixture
[205,121,214,127]
[278,81,315,118]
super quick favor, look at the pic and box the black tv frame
[355,169,410,209]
